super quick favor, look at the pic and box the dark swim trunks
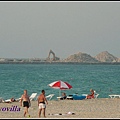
[23,101,29,108]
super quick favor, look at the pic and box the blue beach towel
[72,94,86,100]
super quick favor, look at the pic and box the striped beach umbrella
[48,80,72,96]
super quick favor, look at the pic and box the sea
[0,63,120,100]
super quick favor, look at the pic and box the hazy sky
[0,1,120,59]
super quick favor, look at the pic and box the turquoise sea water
[0,63,120,100]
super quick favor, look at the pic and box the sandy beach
[0,98,120,119]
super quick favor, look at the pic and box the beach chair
[0,97,5,103]
[46,94,55,100]
[0,98,12,103]
[57,96,68,100]
[2,97,21,103]
[109,94,120,98]
[66,95,73,100]
[82,91,99,99]
[4,99,12,103]
[57,92,68,100]
[29,93,37,101]
[57,96,64,100]
[15,93,37,102]
[94,91,99,98]
[15,98,21,102]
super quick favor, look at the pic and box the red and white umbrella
[48,80,72,90]
[48,80,72,96]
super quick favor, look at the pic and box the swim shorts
[39,102,46,109]
[23,101,29,108]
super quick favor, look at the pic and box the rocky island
[0,50,120,64]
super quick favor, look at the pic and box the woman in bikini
[86,89,95,99]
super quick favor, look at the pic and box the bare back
[38,94,46,103]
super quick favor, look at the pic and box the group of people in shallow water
[7,88,95,118]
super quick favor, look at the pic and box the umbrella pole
[59,90,61,96]
[59,90,60,96]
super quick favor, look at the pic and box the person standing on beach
[37,90,48,118]
[20,90,31,117]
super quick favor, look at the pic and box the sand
[0,98,120,119]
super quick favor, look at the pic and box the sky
[0,1,120,59]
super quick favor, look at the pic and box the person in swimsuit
[10,98,16,102]
[37,90,48,118]
[61,92,67,100]
[20,90,31,117]
[86,89,95,99]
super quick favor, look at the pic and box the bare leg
[24,107,30,117]
[24,111,26,117]
[38,109,42,118]
[24,107,27,117]
[43,108,46,118]
[26,107,28,114]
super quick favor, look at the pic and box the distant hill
[94,51,118,63]
[62,52,99,63]
[117,58,120,62]
[61,51,120,63]
[0,50,120,64]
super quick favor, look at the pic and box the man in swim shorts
[37,90,48,118]
[20,90,31,117]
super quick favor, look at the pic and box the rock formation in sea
[62,52,99,63]
[46,49,60,61]
[116,58,120,62]
[0,50,120,64]
[94,51,118,63]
